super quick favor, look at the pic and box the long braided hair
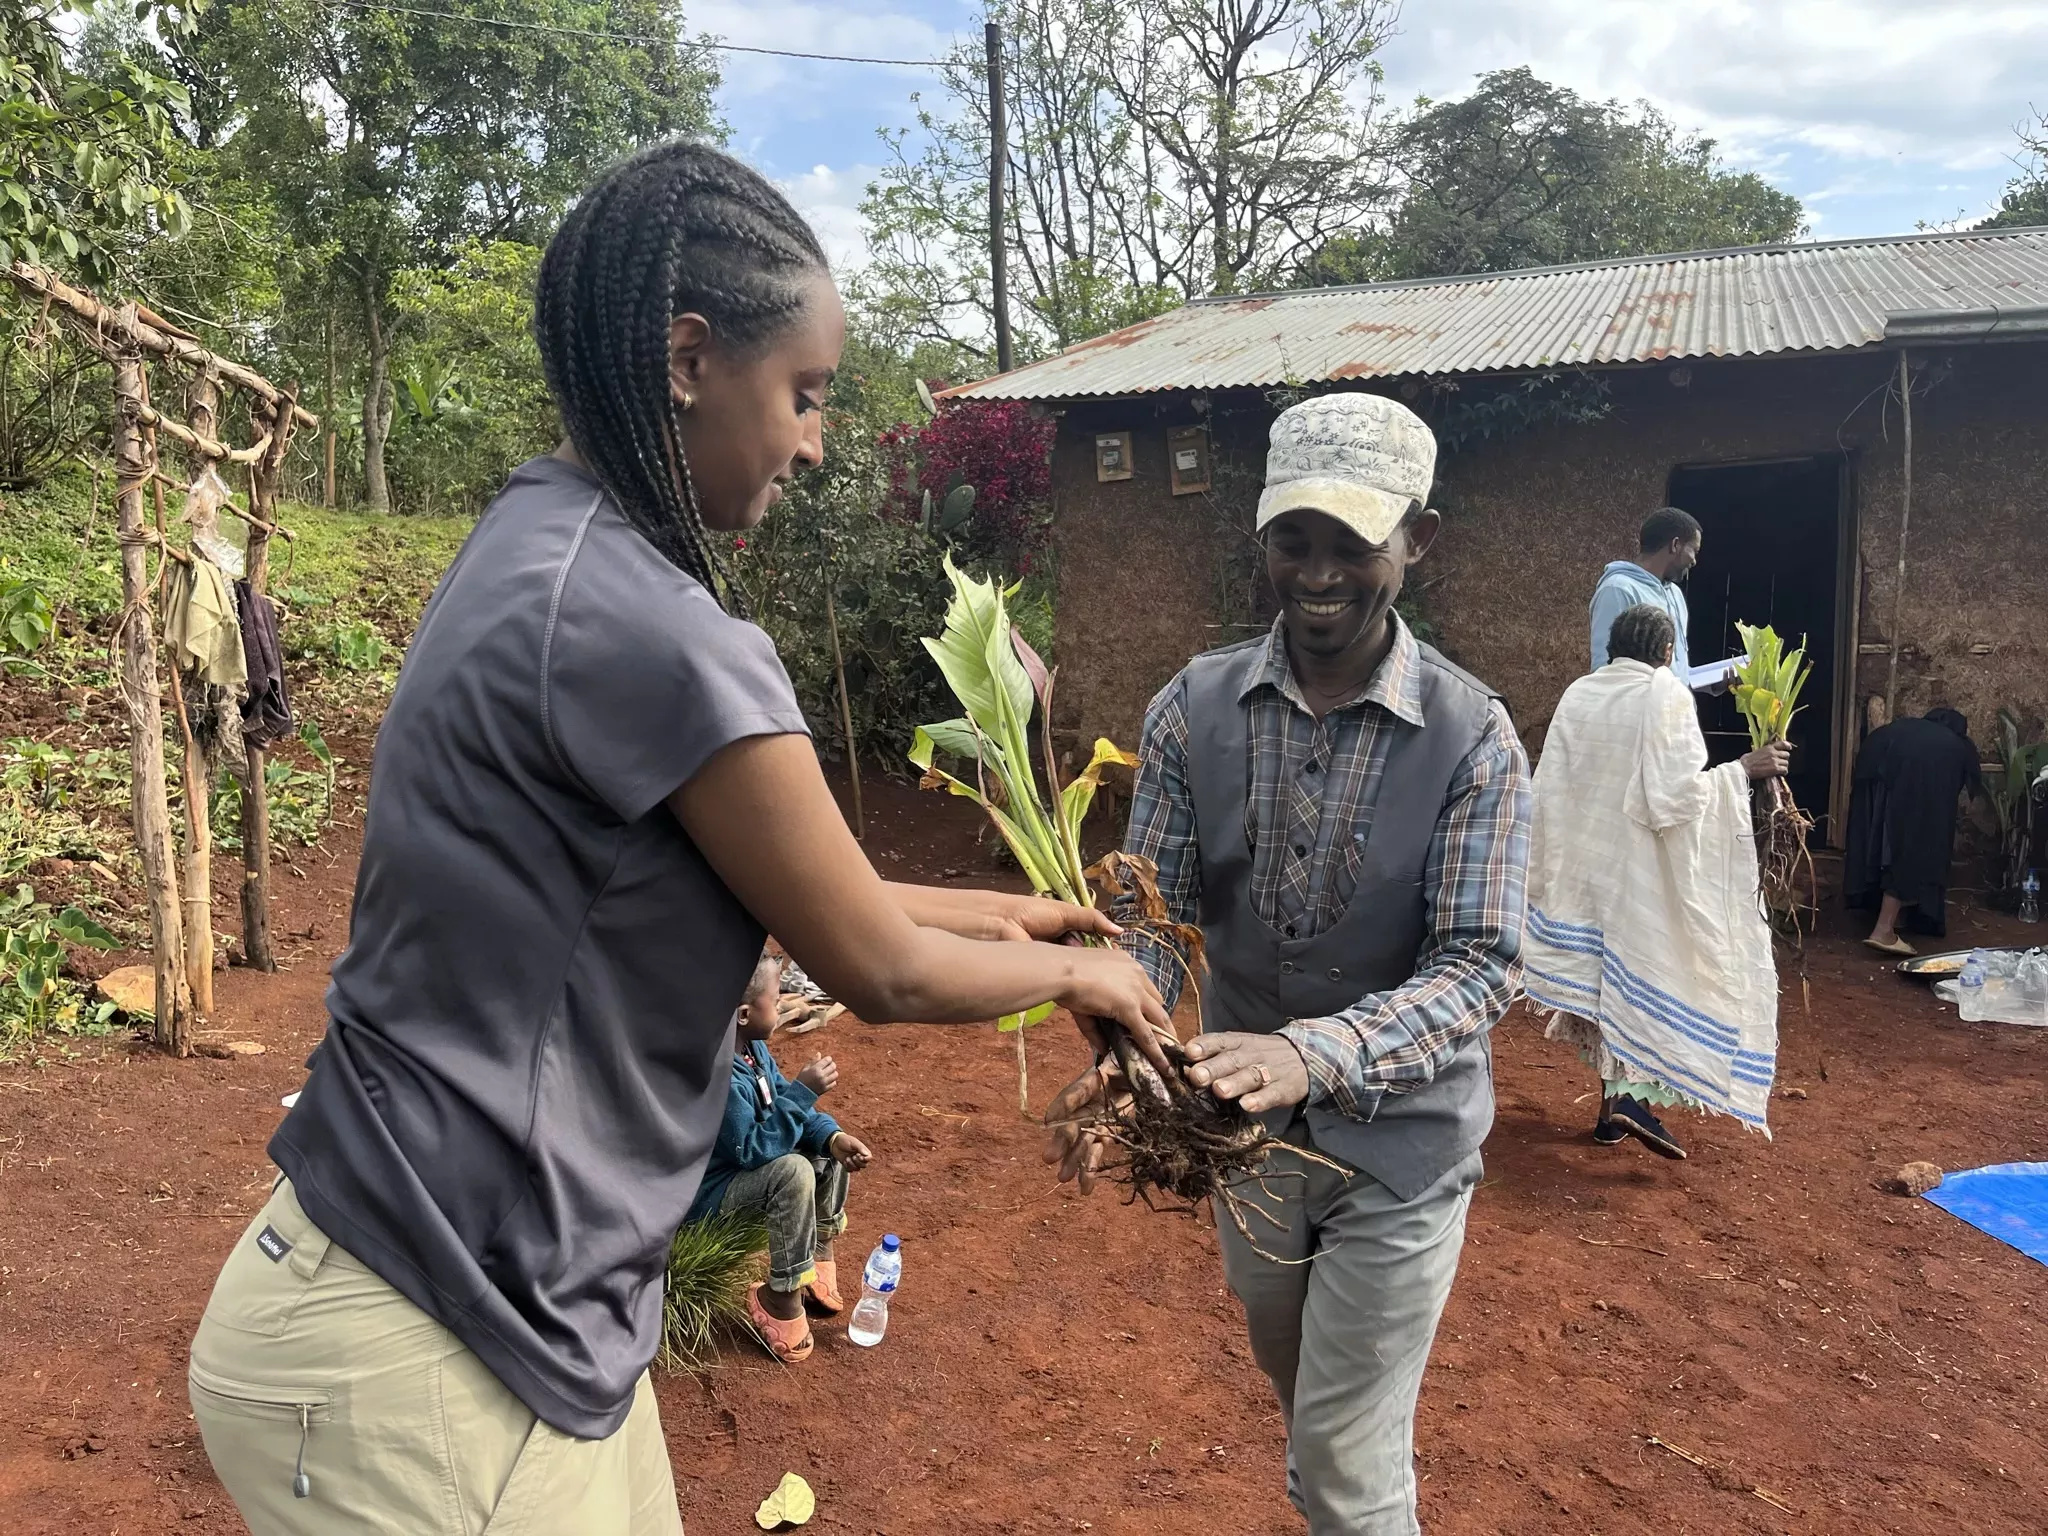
[535,141,828,615]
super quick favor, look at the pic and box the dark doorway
[1668,455,1848,842]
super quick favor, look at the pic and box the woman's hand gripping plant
[910,556,1339,1256]
[1732,622,1817,941]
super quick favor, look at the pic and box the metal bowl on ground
[1898,948,2016,980]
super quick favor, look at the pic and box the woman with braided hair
[188,141,1171,1534]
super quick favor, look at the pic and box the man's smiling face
[1263,507,1437,661]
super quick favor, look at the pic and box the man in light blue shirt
[1589,506,1702,676]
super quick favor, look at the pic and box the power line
[326,0,955,69]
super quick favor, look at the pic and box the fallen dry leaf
[754,1471,815,1530]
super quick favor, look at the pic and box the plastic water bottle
[2021,871,2041,924]
[1958,950,1987,1022]
[847,1234,901,1348]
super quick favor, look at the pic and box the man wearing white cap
[1049,393,1531,1534]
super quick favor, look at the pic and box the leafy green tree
[1979,114,2048,230]
[860,0,1394,362]
[0,0,196,281]
[1300,68,1805,286]
[387,241,554,516]
[171,0,719,508]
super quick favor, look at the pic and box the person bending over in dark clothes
[1845,707,1983,956]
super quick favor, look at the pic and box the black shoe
[1608,1096,1687,1159]
[1592,1115,1628,1146]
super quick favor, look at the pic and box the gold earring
[679,390,696,412]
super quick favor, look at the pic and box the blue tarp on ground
[1923,1162,2048,1267]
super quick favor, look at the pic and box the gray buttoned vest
[1182,636,1501,1201]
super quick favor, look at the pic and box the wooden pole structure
[113,356,193,1054]
[824,581,865,839]
[1884,349,1913,721]
[985,21,1014,375]
[240,388,299,971]
[176,367,223,1017]
[5,262,318,429]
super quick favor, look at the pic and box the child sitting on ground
[686,951,873,1362]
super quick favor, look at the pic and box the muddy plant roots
[1079,1025,1344,1264]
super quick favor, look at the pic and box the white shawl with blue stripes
[1525,660,1778,1131]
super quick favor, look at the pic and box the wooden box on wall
[1094,430,1134,482]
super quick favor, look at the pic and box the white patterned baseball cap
[1256,393,1436,545]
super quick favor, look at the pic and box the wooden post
[239,390,298,971]
[113,356,193,1054]
[177,368,222,1016]
[824,581,865,839]
[1884,349,1913,720]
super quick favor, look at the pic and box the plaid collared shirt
[1114,615,1531,1120]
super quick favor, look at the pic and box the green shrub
[385,242,557,518]
[732,409,952,771]
[213,748,333,852]
[0,576,54,656]
[332,619,386,672]
[0,882,118,1054]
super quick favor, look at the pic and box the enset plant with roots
[910,556,1340,1257]
[1733,622,1817,956]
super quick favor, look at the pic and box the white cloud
[1378,0,2048,222]
[775,161,884,273]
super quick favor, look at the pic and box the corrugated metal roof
[947,227,2048,401]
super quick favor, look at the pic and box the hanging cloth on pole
[235,579,294,748]
[163,558,248,695]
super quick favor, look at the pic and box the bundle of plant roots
[1069,854,1343,1261]
[1074,1013,1339,1262]
[1733,623,1817,944]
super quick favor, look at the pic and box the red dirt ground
[2,772,2043,1535]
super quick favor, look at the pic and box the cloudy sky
[692,0,2048,274]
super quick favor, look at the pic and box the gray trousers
[1218,1119,1479,1536]
[718,1153,848,1292]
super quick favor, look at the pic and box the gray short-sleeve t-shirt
[271,456,808,1437]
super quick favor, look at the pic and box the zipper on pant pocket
[189,1365,334,1503]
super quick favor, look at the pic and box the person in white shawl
[1525,604,1788,1159]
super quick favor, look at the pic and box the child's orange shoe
[804,1260,846,1317]
[746,1284,814,1362]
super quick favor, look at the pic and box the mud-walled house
[946,227,2048,841]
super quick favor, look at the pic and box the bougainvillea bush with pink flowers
[879,398,1056,575]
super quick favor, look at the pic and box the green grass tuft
[659,1209,768,1372]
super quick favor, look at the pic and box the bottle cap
[881,1234,901,1252]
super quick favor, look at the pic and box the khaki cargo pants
[189,1179,683,1535]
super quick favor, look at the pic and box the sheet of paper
[1685,657,1740,691]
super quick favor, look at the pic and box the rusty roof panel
[946,228,2048,400]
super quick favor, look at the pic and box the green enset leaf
[996,1000,1057,1033]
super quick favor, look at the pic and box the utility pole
[985,20,1014,374]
